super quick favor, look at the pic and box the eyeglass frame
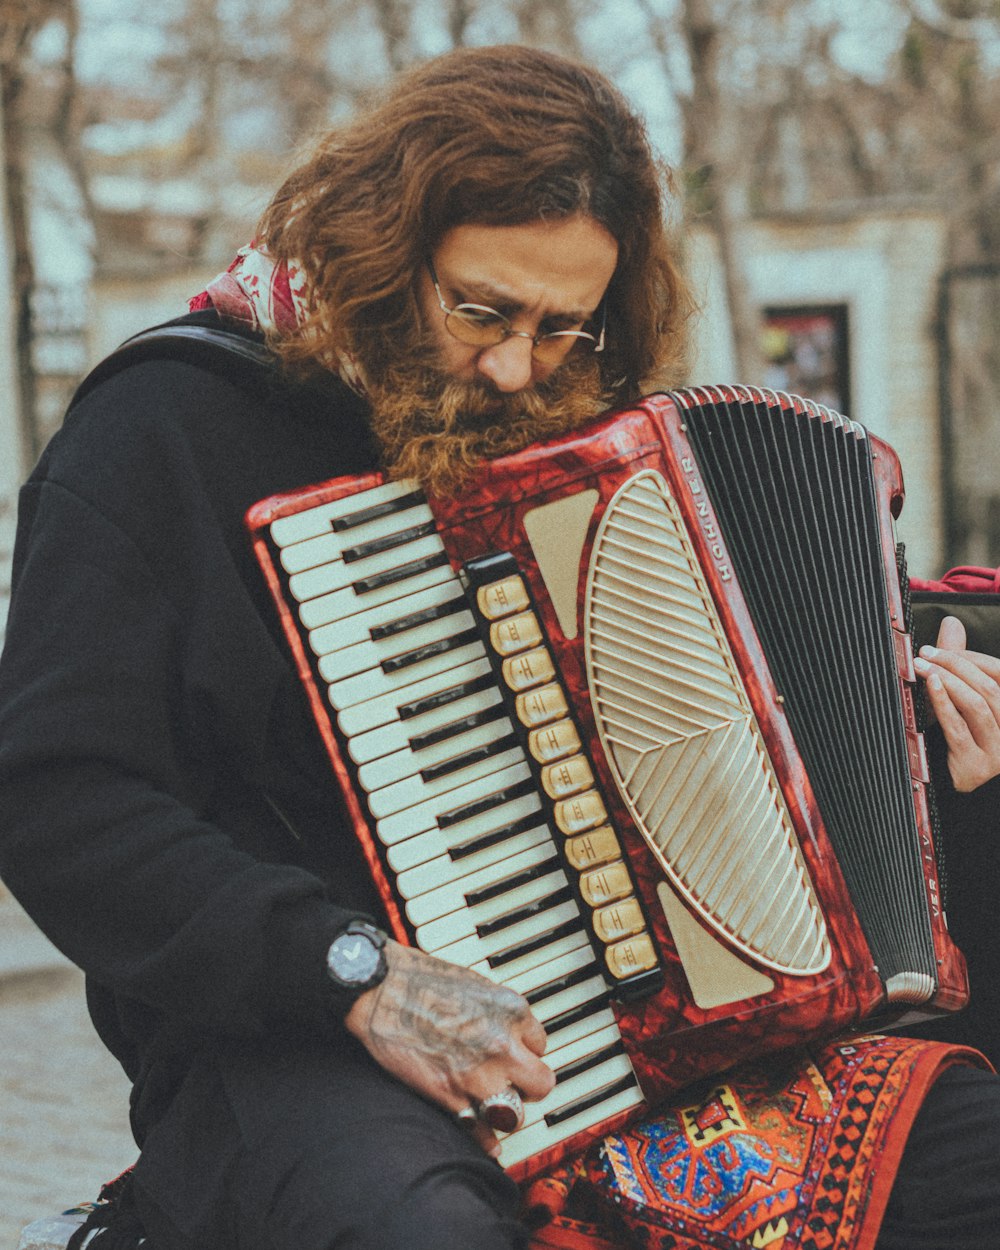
[425,257,606,360]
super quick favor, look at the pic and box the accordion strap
[68,315,277,413]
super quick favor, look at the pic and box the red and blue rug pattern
[526,1034,988,1250]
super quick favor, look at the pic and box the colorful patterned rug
[524,1034,989,1250]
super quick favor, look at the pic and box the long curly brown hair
[256,44,694,395]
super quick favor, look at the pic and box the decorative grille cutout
[584,470,830,976]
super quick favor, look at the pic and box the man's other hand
[914,614,1000,792]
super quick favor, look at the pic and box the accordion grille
[584,470,830,976]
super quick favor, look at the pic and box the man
[0,43,997,1250]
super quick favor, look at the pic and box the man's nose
[475,335,536,393]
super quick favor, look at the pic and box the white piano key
[546,1020,627,1070]
[499,1084,642,1171]
[317,608,477,682]
[288,533,445,602]
[337,657,494,738]
[403,838,558,923]
[368,744,525,820]
[348,684,504,765]
[329,639,487,714]
[541,1005,620,1051]
[299,562,457,630]
[269,479,422,548]
[470,929,592,987]
[358,715,514,793]
[385,793,545,873]
[279,499,436,574]
[530,975,608,1026]
[416,867,569,951]
[375,760,533,846]
[523,1053,636,1133]
[396,825,552,903]
[308,579,467,653]
[504,941,598,999]
[430,896,581,968]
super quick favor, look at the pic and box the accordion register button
[605,933,658,979]
[591,897,645,943]
[906,729,930,783]
[564,826,621,870]
[477,576,530,620]
[578,862,632,908]
[515,683,569,727]
[541,755,594,800]
[553,790,607,835]
[527,719,581,763]
[502,647,555,691]
[490,611,543,655]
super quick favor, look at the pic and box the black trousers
[132,1032,527,1250]
[132,1036,1000,1250]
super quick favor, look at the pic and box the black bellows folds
[673,388,937,993]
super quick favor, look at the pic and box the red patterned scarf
[524,1034,989,1250]
[189,243,369,397]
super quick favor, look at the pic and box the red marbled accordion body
[246,389,967,1179]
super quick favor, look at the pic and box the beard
[364,339,612,499]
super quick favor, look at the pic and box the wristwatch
[325,921,389,995]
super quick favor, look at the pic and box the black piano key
[342,519,438,563]
[420,732,521,784]
[351,550,450,595]
[448,812,546,861]
[544,1074,638,1128]
[331,489,426,532]
[398,670,496,721]
[381,627,481,675]
[525,961,601,1007]
[369,595,466,642]
[464,854,561,907]
[408,703,506,752]
[488,916,586,969]
[542,991,611,1037]
[475,884,574,939]
[438,776,537,829]
[555,1039,626,1085]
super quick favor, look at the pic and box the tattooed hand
[915,615,1000,792]
[344,940,554,1157]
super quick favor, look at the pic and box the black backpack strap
[69,314,278,412]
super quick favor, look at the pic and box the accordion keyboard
[267,479,644,1168]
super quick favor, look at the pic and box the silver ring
[454,1105,478,1128]
[478,1086,525,1133]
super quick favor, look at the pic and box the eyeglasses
[426,259,606,365]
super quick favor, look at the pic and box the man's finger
[936,614,967,652]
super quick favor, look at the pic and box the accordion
[247,386,967,1179]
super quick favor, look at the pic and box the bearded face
[364,216,619,498]
[366,341,611,498]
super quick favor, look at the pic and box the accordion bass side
[246,386,967,1179]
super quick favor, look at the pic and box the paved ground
[0,893,136,1249]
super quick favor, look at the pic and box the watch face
[329,931,381,985]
